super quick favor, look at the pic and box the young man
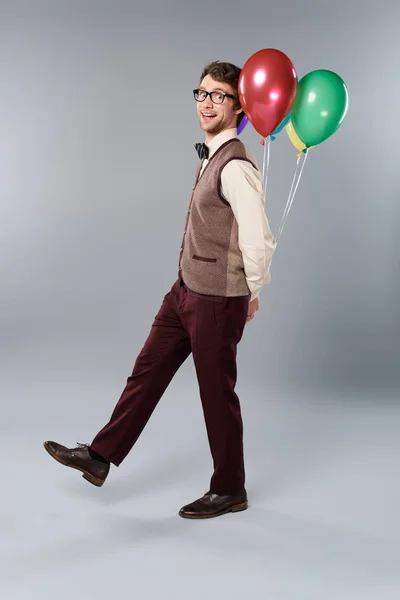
[44,61,276,519]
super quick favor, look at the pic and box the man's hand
[246,296,259,324]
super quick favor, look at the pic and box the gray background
[1,1,399,599]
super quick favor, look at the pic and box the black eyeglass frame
[193,88,235,104]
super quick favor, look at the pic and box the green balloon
[291,70,349,148]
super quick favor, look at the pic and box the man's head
[194,61,245,141]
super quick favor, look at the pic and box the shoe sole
[179,500,248,519]
[43,442,105,487]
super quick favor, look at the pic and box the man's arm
[220,159,276,302]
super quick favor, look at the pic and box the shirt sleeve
[220,159,277,302]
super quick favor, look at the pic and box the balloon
[291,70,349,147]
[285,120,314,153]
[239,48,298,138]
[270,113,291,141]
[237,115,248,135]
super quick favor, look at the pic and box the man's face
[196,74,243,140]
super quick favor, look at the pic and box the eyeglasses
[193,88,235,104]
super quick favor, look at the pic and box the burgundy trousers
[90,275,250,495]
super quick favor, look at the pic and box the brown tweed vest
[178,138,258,297]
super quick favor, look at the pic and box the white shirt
[199,128,276,302]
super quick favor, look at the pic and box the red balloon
[239,49,298,138]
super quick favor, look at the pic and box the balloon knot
[270,135,276,142]
[260,138,265,146]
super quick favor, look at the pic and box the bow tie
[195,142,209,160]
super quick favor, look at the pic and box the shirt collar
[206,128,238,160]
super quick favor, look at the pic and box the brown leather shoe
[179,490,248,519]
[43,441,110,487]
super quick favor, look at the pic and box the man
[44,61,276,519]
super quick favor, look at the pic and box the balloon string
[261,136,271,205]
[284,150,308,226]
[275,150,308,244]
[277,154,302,236]
[265,137,271,204]
[262,139,267,200]
[274,149,309,245]
[265,135,271,195]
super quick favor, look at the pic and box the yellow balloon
[286,120,314,156]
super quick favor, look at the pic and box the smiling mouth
[201,112,217,119]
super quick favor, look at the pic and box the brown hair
[199,61,245,127]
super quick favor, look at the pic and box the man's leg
[90,280,191,464]
[44,280,192,482]
[178,288,249,518]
